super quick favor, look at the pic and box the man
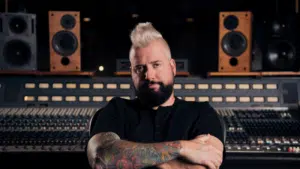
[87,22,225,169]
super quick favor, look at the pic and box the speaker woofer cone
[9,16,27,34]
[3,40,31,66]
[266,40,296,70]
[221,31,247,57]
[52,30,78,57]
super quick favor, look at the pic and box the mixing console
[0,107,98,152]
[0,106,300,161]
[217,108,300,160]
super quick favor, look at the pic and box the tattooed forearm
[88,132,182,169]
[99,140,182,168]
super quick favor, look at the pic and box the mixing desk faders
[0,107,97,152]
[217,108,300,160]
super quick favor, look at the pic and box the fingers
[203,161,217,169]
[204,144,222,159]
[206,156,222,169]
[195,145,222,169]
[196,134,224,150]
[208,148,222,166]
[206,145,223,169]
[213,157,222,169]
[211,145,223,158]
[194,140,223,162]
[186,136,224,169]
[202,137,223,158]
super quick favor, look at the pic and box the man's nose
[145,67,155,80]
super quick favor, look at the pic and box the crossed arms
[87,132,223,169]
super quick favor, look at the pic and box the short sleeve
[90,97,124,138]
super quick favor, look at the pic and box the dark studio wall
[1,0,299,76]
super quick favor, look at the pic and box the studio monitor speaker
[49,11,81,72]
[0,12,37,71]
[218,11,253,72]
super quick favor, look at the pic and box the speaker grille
[3,39,31,66]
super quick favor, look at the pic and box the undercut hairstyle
[129,22,171,61]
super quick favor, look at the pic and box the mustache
[139,80,163,88]
[142,80,162,85]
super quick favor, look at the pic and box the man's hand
[157,134,224,169]
[180,134,224,169]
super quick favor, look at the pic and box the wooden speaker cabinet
[218,11,253,72]
[49,11,81,72]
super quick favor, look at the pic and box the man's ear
[170,58,176,76]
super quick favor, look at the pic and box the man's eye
[153,63,160,68]
[135,66,144,73]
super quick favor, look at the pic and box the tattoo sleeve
[88,132,182,169]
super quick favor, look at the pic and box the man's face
[130,39,176,107]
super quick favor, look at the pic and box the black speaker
[0,12,37,71]
[254,14,300,71]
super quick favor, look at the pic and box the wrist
[179,140,188,157]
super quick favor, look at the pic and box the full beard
[135,80,174,108]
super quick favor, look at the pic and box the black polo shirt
[90,96,225,165]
